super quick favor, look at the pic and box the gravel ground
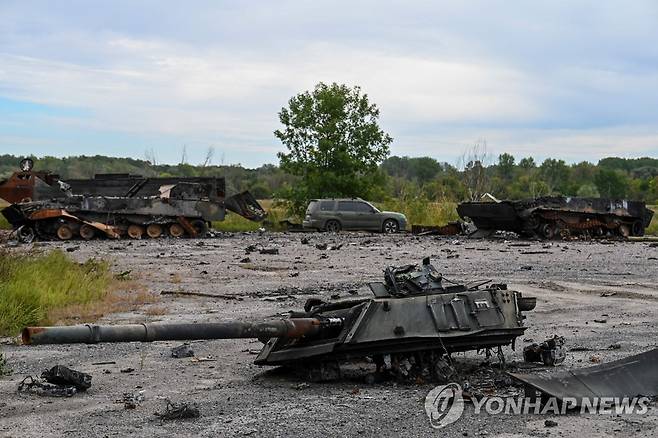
[1,232,657,437]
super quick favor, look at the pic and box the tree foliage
[274,82,392,214]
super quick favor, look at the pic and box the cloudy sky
[1,1,657,167]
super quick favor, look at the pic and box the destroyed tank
[22,258,536,381]
[0,159,266,241]
[457,196,654,239]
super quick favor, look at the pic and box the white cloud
[0,1,657,165]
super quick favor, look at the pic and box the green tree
[275,82,392,214]
[497,153,516,180]
[594,168,629,198]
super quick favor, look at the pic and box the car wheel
[382,219,399,234]
[325,220,341,233]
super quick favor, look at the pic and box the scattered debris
[300,237,310,244]
[171,344,195,358]
[18,365,91,397]
[520,265,532,271]
[259,248,279,255]
[118,391,145,409]
[600,291,617,297]
[239,257,251,263]
[161,290,243,300]
[120,367,135,373]
[315,243,328,250]
[523,336,566,366]
[593,317,608,323]
[65,246,80,252]
[116,270,132,280]
[155,400,200,420]
[544,419,558,428]
[329,243,343,250]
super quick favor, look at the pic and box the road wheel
[618,224,630,237]
[56,224,73,240]
[631,220,644,237]
[146,224,163,239]
[382,219,399,234]
[191,219,208,237]
[325,220,341,233]
[127,224,144,239]
[79,224,95,240]
[539,222,556,239]
[17,225,36,243]
[169,223,185,238]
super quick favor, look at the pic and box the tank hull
[458,196,654,238]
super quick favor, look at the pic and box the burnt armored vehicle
[22,258,536,380]
[457,196,654,239]
[1,159,266,241]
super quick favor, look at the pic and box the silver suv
[303,198,407,233]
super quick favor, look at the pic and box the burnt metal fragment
[41,365,92,390]
[18,365,91,397]
[523,336,566,366]
[155,400,200,420]
[510,348,658,406]
[171,343,195,358]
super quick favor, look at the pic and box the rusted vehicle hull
[0,171,63,203]
[1,166,266,240]
[457,196,654,239]
[22,258,536,381]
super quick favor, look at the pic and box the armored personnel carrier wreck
[0,158,266,241]
[457,196,654,239]
[22,258,536,381]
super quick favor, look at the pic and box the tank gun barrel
[22,318,337,345]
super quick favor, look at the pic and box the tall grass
[377,199,459,228]
[213,199,288,232]
[0,250,113,336]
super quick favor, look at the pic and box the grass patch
[377,199,459,228]
[0,200,9,230]
[0,249,155,336]
[213,199,288,232]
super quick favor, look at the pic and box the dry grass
[143,305,168,316]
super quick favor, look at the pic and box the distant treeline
[1,153,657,203]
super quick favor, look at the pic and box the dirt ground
[1,232,657,437]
